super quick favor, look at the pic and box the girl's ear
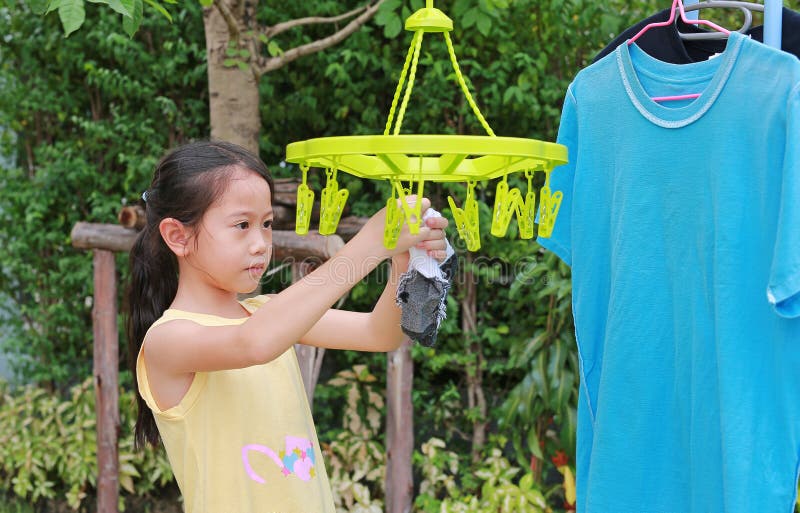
[159,218,192,257]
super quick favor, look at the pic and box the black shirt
[594,7,800,63]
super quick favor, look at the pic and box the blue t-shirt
[538,32,800,513]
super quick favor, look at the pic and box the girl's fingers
[421,228,445,241]
[425,216,449,229]
[427,249,448,262]
[416,238,447,251]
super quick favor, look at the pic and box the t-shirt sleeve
[767,84,800,318]
[537,85,578,267]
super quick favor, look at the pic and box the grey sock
[396,254,458,347]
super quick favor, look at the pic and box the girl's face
[187,166,273,294]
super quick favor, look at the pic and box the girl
[126,140,449,512]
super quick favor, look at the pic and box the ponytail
[126,222,178,449]
[123,140,273,450]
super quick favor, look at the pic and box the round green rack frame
[284,1,568,251]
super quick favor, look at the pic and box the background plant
[0,378,175,510]
[5,1,798,511]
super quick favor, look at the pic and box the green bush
[0,376,174,510]
[0,0,208,388]
[324,365,386,513]
[12,1,798,511]
[414,436,556,513]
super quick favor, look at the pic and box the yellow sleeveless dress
[136,295,335,513]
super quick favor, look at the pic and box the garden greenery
[5,0,795,511]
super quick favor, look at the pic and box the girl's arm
[290,254,409,352]
[298,214,449,352]
[144,200,445,373]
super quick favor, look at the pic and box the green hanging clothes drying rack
[285,1,568,251]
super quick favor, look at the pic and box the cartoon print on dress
[242,435,317,484]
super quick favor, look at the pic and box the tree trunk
[386,339,414,513]
[204,0,261,153]
[462,252,487,462]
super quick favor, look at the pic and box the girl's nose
[250,232,269,255]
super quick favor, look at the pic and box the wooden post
[92,250,119,513]
[386,339,414,513]
[292,261,326,406]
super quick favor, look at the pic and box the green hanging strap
[490,175,522,238]
[444,31,495,137]
[295,164,315,236]
[448,180,480,251]
[517,170,536,239]
[319,167,349,236]
[385,30,425,136]
[537,170,562,238]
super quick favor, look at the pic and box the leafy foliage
[0,0,207,388]
[7,1,799,512]
[325,365,386,513]
[415,436,549,513]
[0,377,175,509]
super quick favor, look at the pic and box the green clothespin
[383,180,406,250]
[490,176,522,238]
[537,170,562,238]
[295,164,315,236]
[448,180,480,251]
[395,179,425,235]
[319,168,349,236]
[383,179,425,249]
[517,170,536,239]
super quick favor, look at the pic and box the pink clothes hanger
[627,0,732,102]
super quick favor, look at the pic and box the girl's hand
[356,196,440,258]
[414,214,449,262]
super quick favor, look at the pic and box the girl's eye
[235,221,249,230]
[263,219,273,229]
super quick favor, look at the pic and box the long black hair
[126,140,273,449]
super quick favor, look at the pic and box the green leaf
[87,0,131,18]
[58,0,85,37]
[267,41,282,57]
[462,7,479,29]
[198,0,213,7]
[383,15,402,39]
[44,0,64,14]
[519,472,534,491]
[527,428,543,460]
[236,61,248,71]
[122,0,143,37]
[476,14,491,37]
[30,0,50,15]
[376,0,403,20]
[119,473,135,493]
[143,0,172,22]
[223,58,237,67]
